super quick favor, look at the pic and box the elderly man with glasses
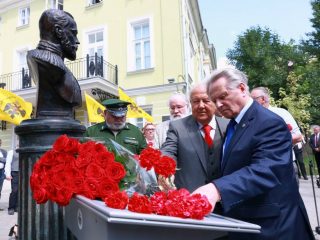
[154,93,189,149]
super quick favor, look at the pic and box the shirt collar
[197,116,216,130]
[234,98,253,124]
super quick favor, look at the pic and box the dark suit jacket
[214,101,314,240]
[161,115,228,192]
[0,148,7,164]
[309,133,320,153]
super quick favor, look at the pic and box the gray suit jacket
[161,115,228,192]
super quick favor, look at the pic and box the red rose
[105,161,126,182]
[37,150,57,167]
[104,191,128,209]
[128,193,153,214]
[52,187,74,206]
[98,177,120,198]
[95,151,115,168]
[81,178,100,199]
[85,163,106,180]
[32,187,48,204]
[154,155,176,178]
[52,135,71,152]
[75,154,92,169]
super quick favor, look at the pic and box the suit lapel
[221,102,257,171]
[186,117,208,177]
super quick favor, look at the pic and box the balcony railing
[0,53,118,91]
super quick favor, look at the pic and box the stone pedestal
[15,118,86,240]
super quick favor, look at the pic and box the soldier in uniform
[84,99,147,154]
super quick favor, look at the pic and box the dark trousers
[294,148,307,178]
[8,171,18,210]
[0,168,5,198]
[314,152,320,177]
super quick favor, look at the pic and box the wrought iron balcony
[0,53,118,91]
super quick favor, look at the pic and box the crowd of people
[1,67,319,239]
[83,68,318,239]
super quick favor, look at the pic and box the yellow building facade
[0,0,216,150]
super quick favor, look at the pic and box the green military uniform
[84,122,147,154]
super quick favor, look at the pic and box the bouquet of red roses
[30,135,212,219]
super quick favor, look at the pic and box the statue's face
[61,18,79,60]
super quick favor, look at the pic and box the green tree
[300,0,320,124]
[276,72,311,132]
[227,26,307,99]
[302,0,320,58]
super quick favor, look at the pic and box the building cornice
[12,77,119,105]
[0,0,33,14]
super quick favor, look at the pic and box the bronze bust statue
[27,9,82,119]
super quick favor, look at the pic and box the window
[17,50,28,71]
[18,7,30,26]
[49,0,63,10]
[87,30,104,57]
[85,29,105,77]
[88,0,102,6]
[133,22,150,70]
[128,18,153,72]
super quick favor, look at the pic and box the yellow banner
[0,88,32,125]
[85,93,105,123]
[118,88,154,122]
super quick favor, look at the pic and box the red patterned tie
[203,124,213,147]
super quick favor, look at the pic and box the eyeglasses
[145,128,155,131]
[170,105,186,111]
[252,96,264,100]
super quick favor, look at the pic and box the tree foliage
[276,72,311,132]
[302,0,320,58]
[227,26,307,99]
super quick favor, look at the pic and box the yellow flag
[0,88,32,125]
[118,88,154,122]
[85,93,105,123]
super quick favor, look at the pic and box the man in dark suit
[161,83,228,192]
[194,68,314,240]
[309,125,320,177]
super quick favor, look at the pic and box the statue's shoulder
[28,49,65,71]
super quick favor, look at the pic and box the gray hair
[189,82,207,100]
[168,92,188,106]
[207,68,250,96]
[251,86,270,103]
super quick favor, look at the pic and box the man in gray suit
[161,83,228,192]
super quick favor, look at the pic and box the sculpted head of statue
[39,9,79,60]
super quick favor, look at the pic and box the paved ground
[0,180,17,240]
[0,176,319,239]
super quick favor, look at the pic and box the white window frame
[47,0,64,10]
[127,16,154,72]
[83,26,107,77]
[12,46,30,90]
[87,0,102,6]
[18,6,30,27]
